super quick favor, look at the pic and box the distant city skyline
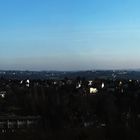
[1,0,140,70]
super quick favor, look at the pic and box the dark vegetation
[0,72,140,139]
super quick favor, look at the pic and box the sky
[0,0,140,70]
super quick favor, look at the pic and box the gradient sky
[1,0,140,70]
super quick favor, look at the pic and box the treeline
[0,78,140,131]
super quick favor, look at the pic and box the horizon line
[0,69,139,72]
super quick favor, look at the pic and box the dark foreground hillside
[0,127,140,140]
[0,77,140,139]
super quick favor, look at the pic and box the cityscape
[0,70,139,139]
[1,0,140,139]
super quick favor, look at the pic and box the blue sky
[0,0,140,70]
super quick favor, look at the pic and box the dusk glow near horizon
[1,0,140,70]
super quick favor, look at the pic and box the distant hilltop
[0,70,139,80]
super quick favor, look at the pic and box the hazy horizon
[1,0,140,70]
